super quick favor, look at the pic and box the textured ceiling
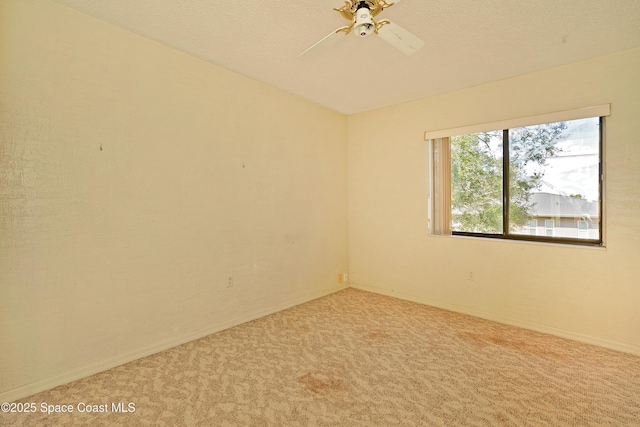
[51,0,640,115]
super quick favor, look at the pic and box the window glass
[508,118,600,240]
[450,131,503,234]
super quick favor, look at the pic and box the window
[577,219,590,239]
[427,106,607,247]
[545,220,555,237]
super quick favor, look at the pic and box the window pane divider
[502,129,510,237]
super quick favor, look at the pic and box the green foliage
[451,122,566,233]
[451,132,503,233]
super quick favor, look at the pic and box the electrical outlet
[467,271,474,281]
[337,274,343,284]
[227,275,234,288]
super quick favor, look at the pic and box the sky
[534,117,600,201]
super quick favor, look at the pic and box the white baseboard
[0,286,345,403]
[349,282,640,357]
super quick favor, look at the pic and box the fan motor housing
[354,7,374,37]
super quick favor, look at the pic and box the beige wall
[348,47,640,355]
[0,0,348,400]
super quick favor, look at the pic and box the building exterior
[524,192,599,239]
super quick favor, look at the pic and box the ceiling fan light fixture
[357,24,374,37]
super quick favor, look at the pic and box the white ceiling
[51,0,640,115]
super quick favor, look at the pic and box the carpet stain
[298,372,346,394]
[494,411,510,423]
[365,329,391,342]
[459,332,566,360]
[458,332,486,345]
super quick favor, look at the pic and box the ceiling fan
[299,0,425,57]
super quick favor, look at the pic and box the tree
[450,122,566,233]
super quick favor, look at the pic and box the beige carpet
[3,288,640,426]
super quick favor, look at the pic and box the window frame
[426,106,608,248]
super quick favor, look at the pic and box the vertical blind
[428,137,452,235]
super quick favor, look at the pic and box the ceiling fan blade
[298,29,347,58]
[377,21,424,56]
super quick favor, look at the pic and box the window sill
[428,232,607,250]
